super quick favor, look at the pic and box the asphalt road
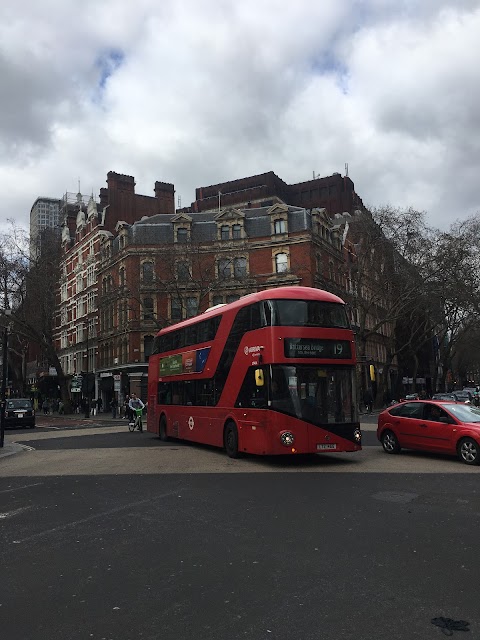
[1,420,479,640]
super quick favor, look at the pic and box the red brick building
[53,172,174,410]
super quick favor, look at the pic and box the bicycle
[128,407,144,432]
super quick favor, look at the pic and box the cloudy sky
[1,0,479,231]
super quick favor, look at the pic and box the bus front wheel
[224,422,239,458]
[159,416,169,442]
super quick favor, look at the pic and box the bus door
[235,367,269,453]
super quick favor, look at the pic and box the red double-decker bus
[146,286,361,457]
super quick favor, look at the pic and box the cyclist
[128,393,145,431]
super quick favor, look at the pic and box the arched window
[275,253,288,273]
[218,258,231,279]
[233,257,247,278]
[142,262,154,282]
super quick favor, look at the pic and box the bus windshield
[266,300,349,328]
[270,365,357,424]
[236,364,358,424]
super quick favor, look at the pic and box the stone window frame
[141,260,155,283]
[273,249,290,274]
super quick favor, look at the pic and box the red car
[377,400,480,465]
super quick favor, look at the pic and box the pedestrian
[58,400,64,414]
[91,398,97,416]
[110,397,118,418]
[124,396,132,421]
[363,388,373,413]
[42,398,50,415]
[97,397,103,413]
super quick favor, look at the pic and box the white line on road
[0,482,44,494]
[10,488,185,545]
[0,506,33,519]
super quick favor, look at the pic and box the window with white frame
[87,291,95,313]
[87,264,95,286]
[77,297,85,317]
[61,283,67,302]
[76,323,84,343]
[61,330,67,349]
[232,224,242,239]
[220,225,230,240]
[274,219,287,235]
[76,273,83,293]
[275,253,288,273]
[61,308,67,326]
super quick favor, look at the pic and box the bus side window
[171,381,182,405]
[184,380,195,406]
[196,379,215,406]
[158,382,172,405]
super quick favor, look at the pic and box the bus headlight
[280,431,295,446]
[354,428,361,443]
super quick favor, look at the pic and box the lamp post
[0,310,12,448]
[83,317,97,419]
[84,321,90,419]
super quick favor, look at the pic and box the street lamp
[0,310,12,448]
[83,317,97,419]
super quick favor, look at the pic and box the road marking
[0,506,33,519]
[10,488,185,545]
[0,482,44,494]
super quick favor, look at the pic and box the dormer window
[177,228,188,243]
[232,224,242,239]
[221,225,230,240]
[274,219,286,235]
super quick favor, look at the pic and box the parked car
[431,393,457,401]
[401,393,419,401]
[4,398,36,429]
[377,400,480,465]
[452,391,472,403]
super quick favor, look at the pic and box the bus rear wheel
[159,416,169,442]
[224,422,239,458]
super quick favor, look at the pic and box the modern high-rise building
[29,197,62,259]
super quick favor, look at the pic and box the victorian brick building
[52,168,395,411]
[53,172,174,409]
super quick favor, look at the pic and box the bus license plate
[317,443,337,450]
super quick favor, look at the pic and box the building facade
[53,172,175,411]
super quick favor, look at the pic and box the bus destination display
[284,338,351,359]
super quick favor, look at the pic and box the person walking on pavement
[110,397,118,418]
[363,387,373,414]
